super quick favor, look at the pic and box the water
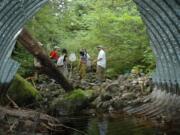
[60,113,180,135]
[1,112,180,135]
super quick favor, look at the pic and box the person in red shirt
[50,46,60,63]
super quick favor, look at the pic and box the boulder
[8,74,39,105]
[105,79,113,83]
[119,85,125,91]
[101,101,112,110]
[112,99,125,109]
[105,82,119,92]
[50,89,94,115]
[100,94,112,101]
[92,85,101,91]
[118,75,127,84]
[121,92,136,100]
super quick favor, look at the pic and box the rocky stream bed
[36,72,152,115]
[1,72,171,135]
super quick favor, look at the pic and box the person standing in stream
[96,45,106,83]
[79,50,87,80]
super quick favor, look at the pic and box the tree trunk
[17,28,73,92]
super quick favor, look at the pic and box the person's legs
[80,64,86,80]
[58,66,67,78]
[99,66,105,82]
[83,64,87,79]
[100,66,105,82]
[63,67,69,78]
[96,65,105,82]
[96,65,100,82]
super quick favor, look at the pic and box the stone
[101,101,111,110]
[24,120,33,128]
[105,79,113,83]
[101,82,108,89]
[119,86,125,91]
[92,96,101,106]
[92,85,101,91]
[118,75,127,83]
[100,94,112,101]
[108,105,114,112]
[121,92,136,100]
[112,99,125,109]
[132,80,138,86]
[50,89,94,115]
[8,74,39,105]
[105,82,119,92]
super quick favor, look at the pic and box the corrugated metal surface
[134,0,180,92]
[0,0,48,92]
[125,0,180,117]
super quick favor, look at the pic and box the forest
[13,0,155,77]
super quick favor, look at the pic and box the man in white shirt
[96,45,106,82]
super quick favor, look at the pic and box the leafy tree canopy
[14,0,155,77]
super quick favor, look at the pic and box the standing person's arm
[97,58,103,61]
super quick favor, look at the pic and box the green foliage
[12,43,34,77]
[13,0,155,78]
[65,89,94,101]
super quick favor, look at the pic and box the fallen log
[0,106,58,123]
[17,28,73,92]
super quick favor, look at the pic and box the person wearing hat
[96,45,106,83]
[49,46,60,63]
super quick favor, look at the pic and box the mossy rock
[8,74,39,105]
[50,89,94,115]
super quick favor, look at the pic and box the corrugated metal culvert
[134,0,180,92]
[0,0,48,91]
[126,0,180,117]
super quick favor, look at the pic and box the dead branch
[47,122,88,135]
[6,94,19,109]
[0,106,58,123]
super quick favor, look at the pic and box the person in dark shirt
[79,50,87,80]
